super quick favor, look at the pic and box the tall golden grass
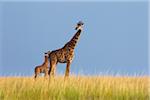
[0,76,149,100]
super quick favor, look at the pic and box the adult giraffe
[47,21,84,78]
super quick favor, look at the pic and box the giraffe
[34,52,50,79]
[47,21,84,78]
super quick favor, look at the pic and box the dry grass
[0,76,149,100]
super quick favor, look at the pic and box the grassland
[0,76,149,100]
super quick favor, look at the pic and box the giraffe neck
[65,29,82,50]
[43,56,49,65]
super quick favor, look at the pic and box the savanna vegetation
[0,76,149,100]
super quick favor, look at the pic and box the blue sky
[0,1,148,76]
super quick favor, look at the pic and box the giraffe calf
[34,52,50,79]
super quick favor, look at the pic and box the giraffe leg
[48,60,53,76]
[34,72,40,80]
[48,66,51,75]
[44,69,48,78]
[51,64,56,77]
[34,74,37,79]
[49,60,57,78]
[34,67,39,79]
[65,61,71,78]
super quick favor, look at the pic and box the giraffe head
[44,51,51,57]
[75,21,84,31]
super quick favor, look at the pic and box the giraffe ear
[75,27,78,30]
[81,22,84,25]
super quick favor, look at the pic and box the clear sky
[0,1,148,76]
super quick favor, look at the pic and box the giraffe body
[49,48,74,63]
[34,53,49,79]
